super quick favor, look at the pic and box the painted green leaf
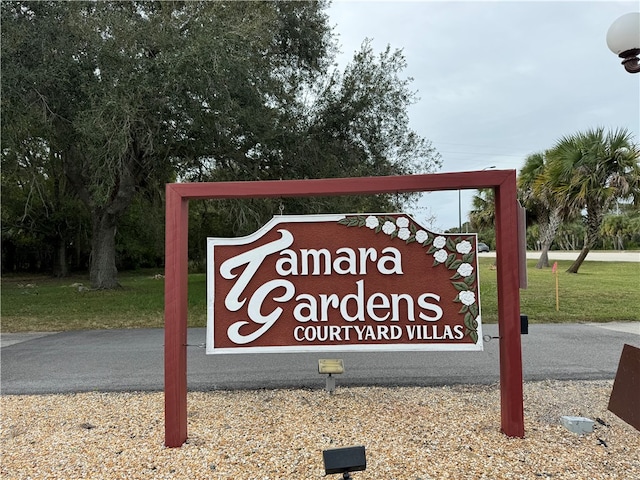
[452,281,469,291]
[464,312,473,328]
[445,253,456,268]
[450,259,463,270]
[446,237,456,251]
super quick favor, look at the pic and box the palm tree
[545,127,640,273]
[469,189,497,267]
[469,188,495,233]
[518,151,575,269]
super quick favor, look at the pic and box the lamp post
[607,12,640,74]
[458,189,462,232]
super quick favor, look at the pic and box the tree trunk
[566,208,600,274]
[52,236,68,278]
[90,210,120,289]
[566,246,590,274]
[65,150,138,289]
[536,250,549,269]
[536,208,561,269]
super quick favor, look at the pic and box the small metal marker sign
[206,214,483,354]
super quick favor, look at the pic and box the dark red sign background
[207,214,482,353]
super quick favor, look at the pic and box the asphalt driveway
[1,322,638,395]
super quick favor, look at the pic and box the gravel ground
[1,380,638,479]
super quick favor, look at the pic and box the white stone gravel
[1,380,638,479]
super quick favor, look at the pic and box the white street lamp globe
[606,12,640,73]
[607,12,640,54]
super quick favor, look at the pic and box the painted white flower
[382,221,396,235]
[415,230,428,243]
[396,217,410,228]
[365,215,379,229]
[433,236,447,249]
[456,240,472,254]
[433,249,448,264]
[459,290,476,306]
[457,263,474,277]
[398,227,411,240]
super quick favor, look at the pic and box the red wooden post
[494,172,525,437]
[164,185,189,447]
[163,170,525,446]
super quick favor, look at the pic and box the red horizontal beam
[169,170,514,200]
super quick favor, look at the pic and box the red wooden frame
[164,170,524,447]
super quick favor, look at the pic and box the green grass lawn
[477,258,639,323]
[0,270,206,332]
[1,259,638,332]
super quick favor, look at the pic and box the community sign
[206,214,483,354]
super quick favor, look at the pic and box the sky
[327,0,640,233]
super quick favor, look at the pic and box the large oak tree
[2,1,440,287]
[2,1,333,287]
